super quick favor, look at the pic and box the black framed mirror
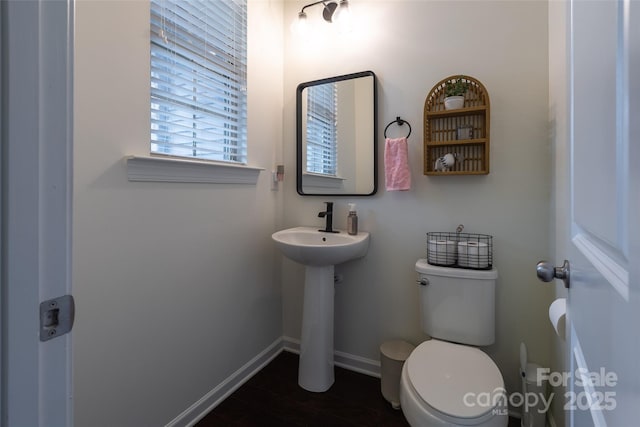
[296,71,377,196]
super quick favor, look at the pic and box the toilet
[399,259,508,427]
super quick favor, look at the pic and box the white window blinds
[306,83,338,176]
[150,0,247,163]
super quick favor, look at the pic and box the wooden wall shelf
[424,76,490,175]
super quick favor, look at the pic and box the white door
[1,1,74,426]
[563,0,640,425]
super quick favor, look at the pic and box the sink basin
[272,226,369,266]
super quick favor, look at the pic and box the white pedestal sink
[271,226,370,392]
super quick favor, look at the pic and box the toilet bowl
[399,260,507,426]
[399,340,507,426]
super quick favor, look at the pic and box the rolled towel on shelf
[434,153,455,172]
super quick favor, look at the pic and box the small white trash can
[380,340,415,410]
[521,362,548,427]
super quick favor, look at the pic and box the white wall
[282,0,554,404]
[73,1,283,425]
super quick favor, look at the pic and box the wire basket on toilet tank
[426,230,493,270]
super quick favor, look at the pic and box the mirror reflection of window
[297,71,377,196]
[306,83,338,176]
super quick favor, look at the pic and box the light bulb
[333,0,352,34]
[290,11,308,36]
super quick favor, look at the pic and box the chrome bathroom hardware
[417,278,430,286]
[536,260,570,288]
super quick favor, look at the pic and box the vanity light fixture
[292,0,352,35]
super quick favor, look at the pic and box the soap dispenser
[347,203,358,235]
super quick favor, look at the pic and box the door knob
[536,260,570,288]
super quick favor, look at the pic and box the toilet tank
[415,259,498,346]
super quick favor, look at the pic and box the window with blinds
[306,83,338,176]
[150,0,247,163]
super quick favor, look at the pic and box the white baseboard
[282,336,381,378]
[169,336,382,426]
[165,337,283,427]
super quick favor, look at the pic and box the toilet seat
[405,340,506,421]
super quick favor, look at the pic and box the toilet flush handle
[417,277,429,286]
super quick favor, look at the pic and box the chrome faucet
[318,202,339,233]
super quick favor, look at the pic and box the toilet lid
[406,340,505,419]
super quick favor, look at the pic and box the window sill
[302,173,345,189]
[126,155,263,184]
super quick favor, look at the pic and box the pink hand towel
[384,137,411,191]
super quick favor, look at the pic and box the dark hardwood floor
[196,351,520,426]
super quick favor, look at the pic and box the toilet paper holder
[536,260,571,288]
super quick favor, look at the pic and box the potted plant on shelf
[443,76,469,110]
